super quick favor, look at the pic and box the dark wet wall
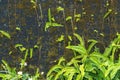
[0,0,120,74]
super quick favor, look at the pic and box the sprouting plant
[0,42,41,79]
[14,43,35,69]
[0,60,22,80]
[14,43,34,59]
[45,8,63,31]
[0,60,40,80]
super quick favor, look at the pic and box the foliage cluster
[47,33,120,80]
[0,30,42,79]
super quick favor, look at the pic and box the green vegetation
[0,31,42,79]
[0,60,40,80]
[1,32,120,79]
[47,33,120,80]
[0,29,42,79]
[0,0,119,80]
[45,8,63,31]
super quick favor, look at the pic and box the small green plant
[0,43,42,80]
[0,60,40,80]
[47,33,120,80]
[45,8,63,31]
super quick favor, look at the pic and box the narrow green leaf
[84,73,93,80]
[76,18,80,22]
[55,67,76,80]
[20,59,25,69]
[103,45,112,57]
[68,35,72,41]
[79,64,85,79]
[34,45,39,48]
[47,65,63,77]
[24,49,28,61]
[45,8,63,31]
[76,74,82,80]
[110,64,120,79]
[19,47,26,52]
[73,33,85,46]
[67,58,79,67]
[45,22,51,31]
[9,51,12,55]
[51,23,63,27]
[16,27,21,31]
[48,8,52,23]
[67,72,75,80]
[87,39,97,53]
[85,60,95,72]
[30,48,33,58]
[33,68,40,79]
[47,75,54,80]
[2,60,11,73]
[58,57,65,65]
[45,22,63,31]
[57,6,64,12]
[104,34,120,56]
[51,17,55,22]
[103,9,112,19]
[66,16,72,21]
[74,14,81,18]
[0,30,11,39]
[90,57,106,74]
[54,69,65,80]
[100,33,104,37]
[66,45,87,55]
[90,52,108,61]
[15,44,23,48]
[56,35,64,42]
[111,47,117,62]
[105,65,115,78]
